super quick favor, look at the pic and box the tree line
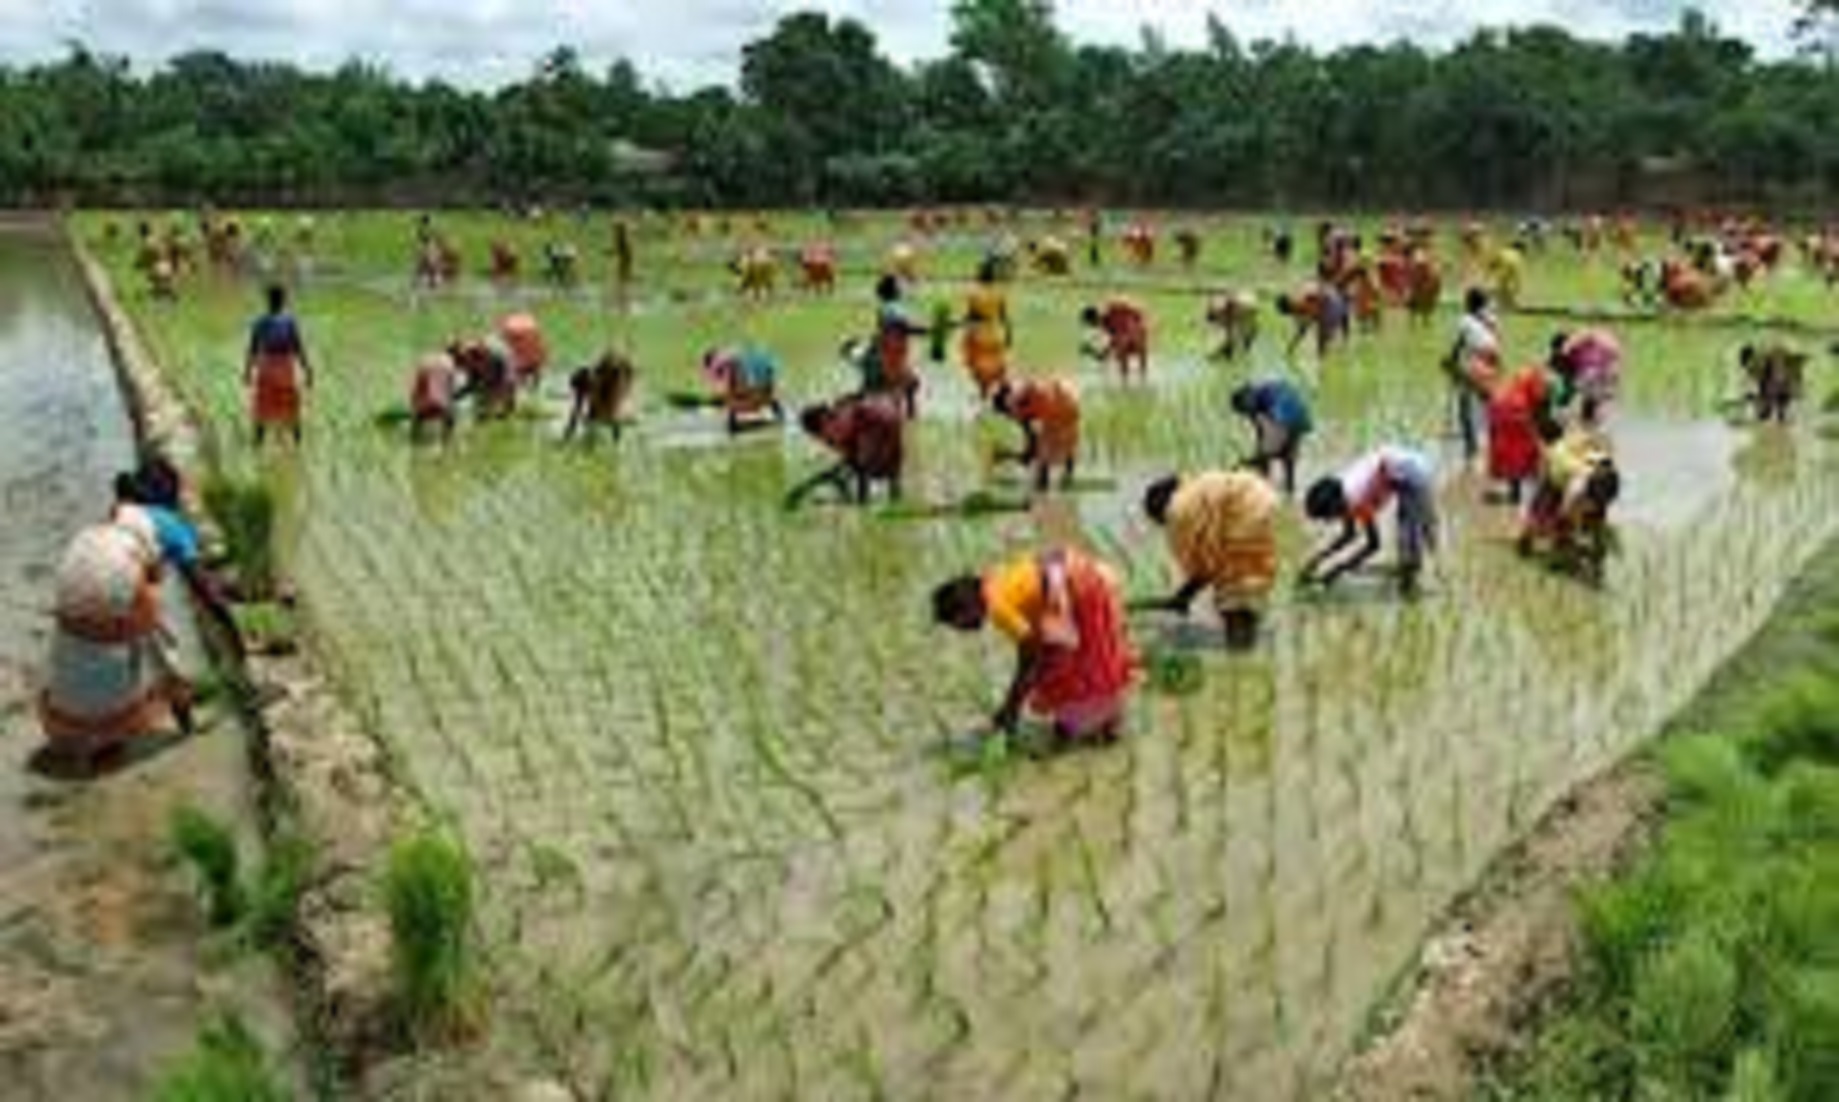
[2,1,1836,212]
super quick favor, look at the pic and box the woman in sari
[961,259,1013,398]
[1139,470,1281,650]
[992,377,1081,493]
[932,547,1136,745]
[245,284,313,446]
[39,465,240,767]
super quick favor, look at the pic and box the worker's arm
[1287,318,1312,356]
[1133,576,1208,615]
[992,638,1046,734]
[783,463,851,511]
[1301,518,1361,585]
[177,562,246,662]
[1000,303,1015,348]
[1319,521,1383,586]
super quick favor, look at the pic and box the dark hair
[977,257,999,284]
[1229,384,1260,417]
[1303,477,1349,520]
[931,575,986,628]
[1080,306,1101,327]
[876,274,901,302]
[990,382,1015,416]
[1738,344,1756,368]
[798,403,833,439]
[1464,287,1489,314]
[1143,475,1181,525]
[135,455,183,508]
[1584,461,1621,510]
[265,283,287,313]
[113,471,140,503]
[1274,294,1295,317]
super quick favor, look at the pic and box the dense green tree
[0,8,1832,210]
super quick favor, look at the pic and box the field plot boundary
[66,224,424,1081]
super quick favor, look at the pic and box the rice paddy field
[80,210,1839,1098]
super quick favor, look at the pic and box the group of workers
[44,211,1827,771]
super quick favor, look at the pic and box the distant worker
[1276,281,1350,358]
[1081,299,1150,381]
[1739,342,1807,424]
[961,259,1014,397]
[1138,470,1281,651]
[564,352,637,444]
[1443,288,1500,461]
[408,351,460,444]
[1206,290,1260,361]
[703,345,786,433]
[1518,427,1620,584]
[245,284,313,446]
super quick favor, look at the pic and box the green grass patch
[383,828,480,1040]
[151,1011,292,1102]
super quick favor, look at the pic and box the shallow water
[0,227,289,1099]
[100,227,1839,1099]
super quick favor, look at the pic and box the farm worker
[1029,235,1071,275]
[991,377,1081,493]
[961,259,1014,397]
[800,242,837,294]
[784,394,906,508]
[1085,209,1103,267]
[611,219,634,285]
[1139,470,1281,651]
[244,284,313,447]
[931,546,1136,744]
[1230,379,1314,495]
[1206,290,1260,361]
[564,352,637,444]
[703,345,785,433]
[543,240,579,286]
[408,351,460,444]
[1340,262,1383,332]
[489,240,520,283]
[886,241,921,282]
[864,274,927,417]
[1300,444,1439,599]
[1276,282,1349,358]
[1175,227,1202,267]
[498,312,548,389]
[1404,251,1442,324]
[1081,299,1150,380]
[1739,343,1807,424]
[1660,259,1715,311]
[1443,288,1501,461]
[1484,357,1572,505]
[1551,329,1622,423]
[1487,244,1524,308]
[1122,222,1156,266]
[38,467,240,766]
[1518,427,1620,579]
[733,246,778,299]
[448,338,517,418]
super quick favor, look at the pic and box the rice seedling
[382,827,479,1039]
[202,473,278,598]
[169,804,245,928]
[151,1011,292,1102]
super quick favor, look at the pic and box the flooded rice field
[87,215,1839,1098]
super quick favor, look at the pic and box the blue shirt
[145,505,201,570]
[248,312,302,358]
[1251,380,1313,435]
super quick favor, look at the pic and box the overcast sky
[0,1,1809,89]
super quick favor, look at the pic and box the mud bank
[0,218,296,1099]
[67,230,421,1079]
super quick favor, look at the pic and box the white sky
[0,1,1809,89]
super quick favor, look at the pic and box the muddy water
[0,227,292,1100]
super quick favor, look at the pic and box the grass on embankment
[1483,546,1839,1101]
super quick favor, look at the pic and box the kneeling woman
[39,468,239,768]
[932,548,1136,744]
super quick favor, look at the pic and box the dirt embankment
[68,234,418,1074]
[1332,761,1665,1100]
